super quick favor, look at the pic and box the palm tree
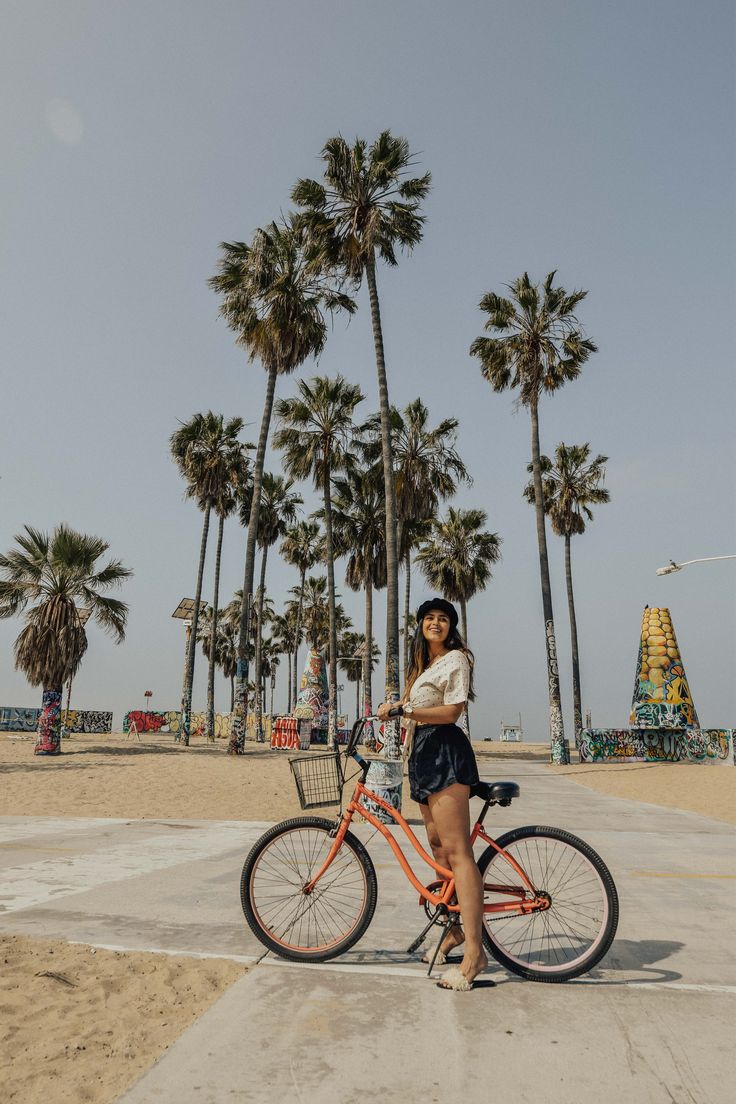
[0,525,131,755]
[417,507,501,737]
[279,519,322,708]
[523,444,610,741]
[293,132,431,756]
[338,630,381,724]
[299,575,352,653]
[249,473,302,740]
[361,398,470,676]
[470,271,597,764]
[209,217,355,754]
[274,375,363,745]
[416,507,502,644]
[330,464,386,722]
[269,610,300,713]
[170,412,247,745]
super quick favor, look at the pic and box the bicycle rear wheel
[478,825,618,982]
[241,816,378,962]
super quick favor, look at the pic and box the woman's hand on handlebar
[377,701,403,721]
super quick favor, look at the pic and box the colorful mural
[61,710,113,734]
[630,607,699,728]
[578,728,734,765]
[0,707,40,732]
[1,707,113,734]
[123,710,233,738]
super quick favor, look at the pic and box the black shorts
[408,723,479,805]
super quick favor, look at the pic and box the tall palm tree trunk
[529,400,568,764]
[365,254,400,759]
[182,501,211,747]
[230,675,235,712]
[286,652,292,713]
[460,596,472,738]
[207,513,225,742]
[292,567,306,709]
[230,362,278,754]
[363,579,373,720]
[254,551,268,742]
[403,553,411,681]
[564,533,583,743]
[323,463,338,748]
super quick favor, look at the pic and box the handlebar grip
[387,706,403,718]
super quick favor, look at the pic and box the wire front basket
[290,750,345,809]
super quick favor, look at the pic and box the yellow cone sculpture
[630,607,699,728]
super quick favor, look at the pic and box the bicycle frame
[303,727,550,920]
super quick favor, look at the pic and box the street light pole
[656,554,736,576]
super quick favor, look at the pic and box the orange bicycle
[241,717,619,982]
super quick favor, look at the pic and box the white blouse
[407,650,471,734]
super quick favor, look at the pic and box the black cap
[416,598,459,630]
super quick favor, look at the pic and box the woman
[377,597,487,992]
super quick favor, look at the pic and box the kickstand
[425,917,461,977]
[405,910,444,957]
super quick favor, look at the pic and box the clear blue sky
[1,0,734,738]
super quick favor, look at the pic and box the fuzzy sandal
[436,965,474,992]
[421,950,462,966]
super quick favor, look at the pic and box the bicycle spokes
[248,825,371,954]
[482,831,614,976]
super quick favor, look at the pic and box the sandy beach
[2,731,733,825]
[2,731,734,1104]
[1,934,246,1104]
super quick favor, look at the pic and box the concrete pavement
[2,759,735,1102]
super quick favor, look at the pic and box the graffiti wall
[1,706,112,733]
[62,710,113,733]
[123,711,233,738]
[630,607,699,728]
[577,728,734,765]
[0,707,39,732]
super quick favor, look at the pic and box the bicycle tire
[478,825,618,982]
[241,816,378,963]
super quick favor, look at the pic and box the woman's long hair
[404,620,476,702]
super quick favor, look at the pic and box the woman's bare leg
[427,784,487,982]
[419,802,465,954]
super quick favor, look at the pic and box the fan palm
[0,525,131,755]
[338,630,381,725]
[209,217,355,754]
[269,610,299,713]
[330,463,386,722]
[523,444,610,740]
[279,519,322,707]
[417,508,502,644]
[299,576,352,653]
[170,412,248,745]
[274,375,363,745]
[417,507,501,737]
[361,399,470,676]
[470,271,597,764]
[249,474,302,739]
[293,132,431,756]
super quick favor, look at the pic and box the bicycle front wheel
[241,817,378,962]
[478,825,618,982]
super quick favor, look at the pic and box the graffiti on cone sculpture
[630,607,700,729]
